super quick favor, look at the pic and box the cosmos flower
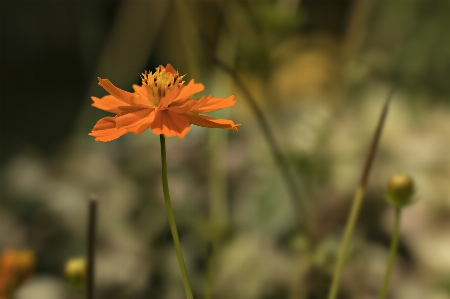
[89,64,240,141]
[0,249,35,298]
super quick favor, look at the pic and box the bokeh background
[1,0,449,298]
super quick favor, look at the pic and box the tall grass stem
[327,87,395,299]
[207,53,313,229]
[327,186,365,299]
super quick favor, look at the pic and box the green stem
[327,186,365,299]
[86,195,98,299]
[327,88,395,299]
[159,134,194,299]
[378,208,401,299]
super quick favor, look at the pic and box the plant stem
[327,87,395,299]
[378,208,401,299]
[159,134,194,299]
[327,186,365,299]
[206,47,310,220]
[87,194,98,299]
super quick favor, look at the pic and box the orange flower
[89,64,240,141]
[0,249,35,298]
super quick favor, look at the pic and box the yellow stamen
[141,66,184,107]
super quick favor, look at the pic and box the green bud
[385,174,415,208]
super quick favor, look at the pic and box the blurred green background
[1,0,449,298]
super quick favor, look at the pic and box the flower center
[141,66,184,107]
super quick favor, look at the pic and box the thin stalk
[208,53,318,239]
[378,208,401,299]
[327,186,365,299]
[87,195,98,299]
[198,30,309,217]
[210,55,306,214]
[159,134,194,299]
[327,87,395,299]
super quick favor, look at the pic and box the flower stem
[159,134,194,299]
[327,186,365,299]
[378,208,401,299]
[87,194,98,299]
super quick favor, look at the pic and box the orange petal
[174,79,204,102]
[89,117,128,142]
[166,100,196,114]
[97,78,134,104]
[164,64,177,75]
[131,84,154,106]
[131,110,156,134]
[91,95,131,113]
[183,112,240,131]
[190,95,236,114]
[115,108,155,134]
[132,84,146,95]
[159,86,182,108]
[151,110,191,139]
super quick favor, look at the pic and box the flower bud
[64,258,86,291]
[386,174,415,208]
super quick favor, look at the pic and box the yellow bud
[386,174,415,208]
[64,258,86,290]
